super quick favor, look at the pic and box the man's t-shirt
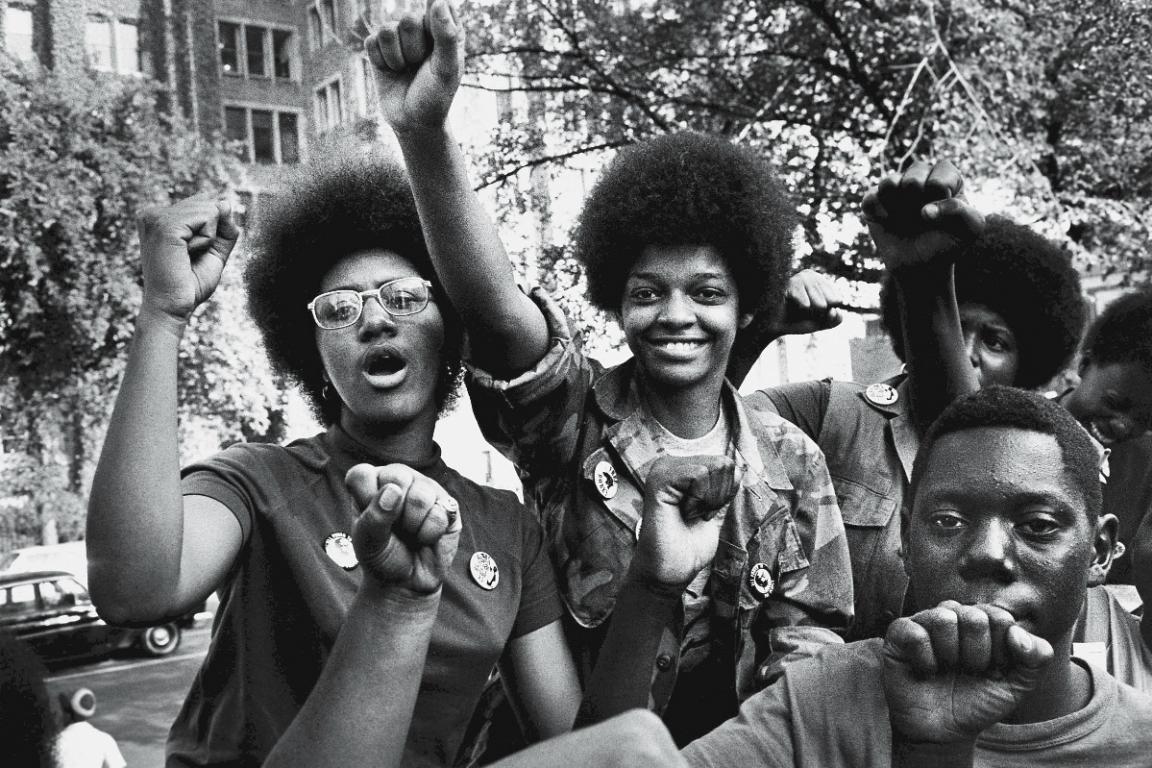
[682,639,1152,768]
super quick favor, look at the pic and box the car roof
[0,570,80,585]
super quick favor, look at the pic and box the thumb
[1004,625,1053,693]
[205,200,240,263]
[426,0,462,82]
[922,197,985,242]
[346,464,381,509]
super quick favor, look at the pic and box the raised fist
[346,463,462,594]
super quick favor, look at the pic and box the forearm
[577,576,683,726]
[87,306,189,616]
[394,126,549,375]
[263,581,440,768]
[894,264,977,433]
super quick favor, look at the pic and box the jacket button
[655,653,674,671]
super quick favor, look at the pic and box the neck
[638,377,725,439]
[1002,636,1091,724]
[338,410,439,465]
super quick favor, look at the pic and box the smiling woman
[84,154,581,768]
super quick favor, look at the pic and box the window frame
[221,102,304,165]
[216,19,297,82]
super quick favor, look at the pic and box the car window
[56,577,88,602]
[1,583,37,613]
[39,580,65,608]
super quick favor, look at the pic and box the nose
[958,519,1016,585]
[963,329,981,368]
[357,295,398,339]
[657,292,695,327]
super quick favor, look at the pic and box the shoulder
[187,432,329,476]
[741,398,830,476]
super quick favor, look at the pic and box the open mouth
[648,338,707,356]
[1086,420,1123,447]
[361,347,407,384]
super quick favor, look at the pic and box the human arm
[883,601,1054,768]
[262,463,462,768]
[365,0,549,377]
[727,270,847,387]
[861,161,985,434]
[86,197,243,624]
[498,620,583,741]
[488,710,689,768]
[578,455,739,725]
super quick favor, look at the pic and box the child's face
[1064,360,1152,447]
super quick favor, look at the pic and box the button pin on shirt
[324,532,359,570]
[470,551,500,590]
[748,562,774,599]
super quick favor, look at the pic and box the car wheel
[141,623,181,657]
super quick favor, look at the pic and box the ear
[1088,513,1120,587]
[738,312,755,330]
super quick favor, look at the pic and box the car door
[37,576,117,662]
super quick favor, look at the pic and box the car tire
[141,623,182,657]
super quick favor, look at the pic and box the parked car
[0,570,181,666]
[0,541,215,626]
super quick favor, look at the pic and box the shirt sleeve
[680,676,795,767]
[511,499,564,638]
[465,287,600,481]
[181,445,265,545]
[747,379,831,442]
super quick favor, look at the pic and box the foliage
[0,60,285,544]
[462,0,1152,335]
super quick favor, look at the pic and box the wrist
[392,122,454,149]
[137,301,190,339]
[356,577,443,616]
[624,564,687,602]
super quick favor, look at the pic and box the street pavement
[45,624,211,767]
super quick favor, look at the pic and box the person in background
[743,163,1086,640]
[1058,287,1152,584]
[0,630,57,768]
[55,688,127,768]
[364,0,852,746]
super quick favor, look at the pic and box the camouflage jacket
[467,290,853,709]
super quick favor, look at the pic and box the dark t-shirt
[1101,434,1152,584]
[166,426,561,768]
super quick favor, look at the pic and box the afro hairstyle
[909,385,1102,523]
[244,154,464,426]
[1080,286,1152,374]
[573,131,795,321]
[880,216,1086,389]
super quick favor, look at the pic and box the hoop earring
[322,382,334,402]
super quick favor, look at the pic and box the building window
[245,26,267,77]
[219,22,240,75]
[278,113,300,163]
[315,79,343,132]
[321,0,337,38]
[272,30,292,79]
[3,6,34,62]
[85,17,140,74]
[85,17,114,71]
[223,105,301,165]
[308,7,322,49]
[218,22,294,81]
[358,57,378,117]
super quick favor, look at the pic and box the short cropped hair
[573,132,794,321]
[880,216,1085,389]
[909,386,1102,520]
[244,155,464,425]
[1080,287,1152,374]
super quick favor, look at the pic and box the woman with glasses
[85,159,581,767]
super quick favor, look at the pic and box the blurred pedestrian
[55,688,126,768]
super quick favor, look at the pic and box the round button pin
[324,532,358,570]
[469,551,500,590]
[864,382,898,406]
[748,562,774,599]
[593,460,618,500]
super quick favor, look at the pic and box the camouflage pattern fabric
[467,288,853,708]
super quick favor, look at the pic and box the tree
[0,60,285,546]
[462,0,1151,304]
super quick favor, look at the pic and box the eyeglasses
[307,277,433,330]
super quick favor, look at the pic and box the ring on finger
[432,496,459,524]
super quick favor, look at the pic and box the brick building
[0,0,404,194]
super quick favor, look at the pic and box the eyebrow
[628,271,730,282]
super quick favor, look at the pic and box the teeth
[657,341,703,350]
